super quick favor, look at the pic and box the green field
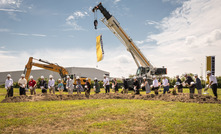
[0,88,221,134]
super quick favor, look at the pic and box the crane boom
[92,3,167,77]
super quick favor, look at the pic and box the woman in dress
[57,79,64,95]
[143,77,151,94]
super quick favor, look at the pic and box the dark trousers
[6,86,13,98]
[105,85,110,93]
[19,87,26,95]
[189,86,195,99]
[211,84,218,98]
[42,89,47,93]
[153,87,159,95]
[163,86,169,94]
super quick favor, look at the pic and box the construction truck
[23,57,91,91]
[92,3,167,88]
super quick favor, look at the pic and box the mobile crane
[92,3,167,80]
[23,57,90,88]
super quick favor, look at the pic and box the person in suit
[194,74,202,95]
[113,78,119,93]
[122,77,128,94]
[176,75,183,93]
[94,78,100,94]
[5,74,13,98]
[39,76,47,93]
[133,77,140,94]
[85,78,91,97]
[66,76,74,95]
[184,74,195,99]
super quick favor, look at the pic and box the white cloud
[0,28,10,32]
[65,11,89,31]
[143,0,221,77]
[0,46,138,78]
[114,0,121,4]
[12,33,46,37]
[31,34,46,37]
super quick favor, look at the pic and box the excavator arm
[23,57,69,80]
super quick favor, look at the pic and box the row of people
[5,71,218,99]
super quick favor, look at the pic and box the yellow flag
[96,35,104,62]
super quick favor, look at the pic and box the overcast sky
[0,0,221,78]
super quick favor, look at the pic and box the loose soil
[1,93,220,104]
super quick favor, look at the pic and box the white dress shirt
[5,78,13,89]
[103,78,110,86]
[153,79,159,87]
[18,78,27,88]
[48,79,55,88]
[209,75,217,85]
[162,78,169,87]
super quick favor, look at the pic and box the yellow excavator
[23,57,90,86]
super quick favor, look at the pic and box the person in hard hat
[184,74,195,99]
[18,74,27,95]
[39,76,47,93]
[143,77,151,94]
[66,76,74,95]
[133,76,140,94]
[152,76,159,95]
[194,74,202,95]
[162,76,169,94]
[28,75,37,95]
[5,74,13,98]
[85,78,91,98]
[206,70,218,99]
[103,75,110,93]
[48,75,55,94]
[113,78,119,93]
[94,77,100,94]
[75,76,83,94]
[122,77,128,94]
[57,79,64,95]
[176,75,183,93]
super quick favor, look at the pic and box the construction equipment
[92,3,167,80]
[23,57,91,89]
[23,57,68,80]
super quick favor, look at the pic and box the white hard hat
[184,73,187,76]
[67,76,70,79]
[41,76,44,79]
[94,77,97,80]
[194,74,198,77]
[86,78,88,80]
[103,75,106,77]
[30,75,33,79]
[207,70,211,75]
[143,77,146,79]
[76,76,80,79]
[21,74,25,77]
[153,76,156,79]
[133,76,137,79]
[174,85,177,88]
[7,74,11,77]
[49,75,53,78]
[58,79,61,81]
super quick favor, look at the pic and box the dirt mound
[1,93,221,104]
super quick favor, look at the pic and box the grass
[0,88,221,133]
